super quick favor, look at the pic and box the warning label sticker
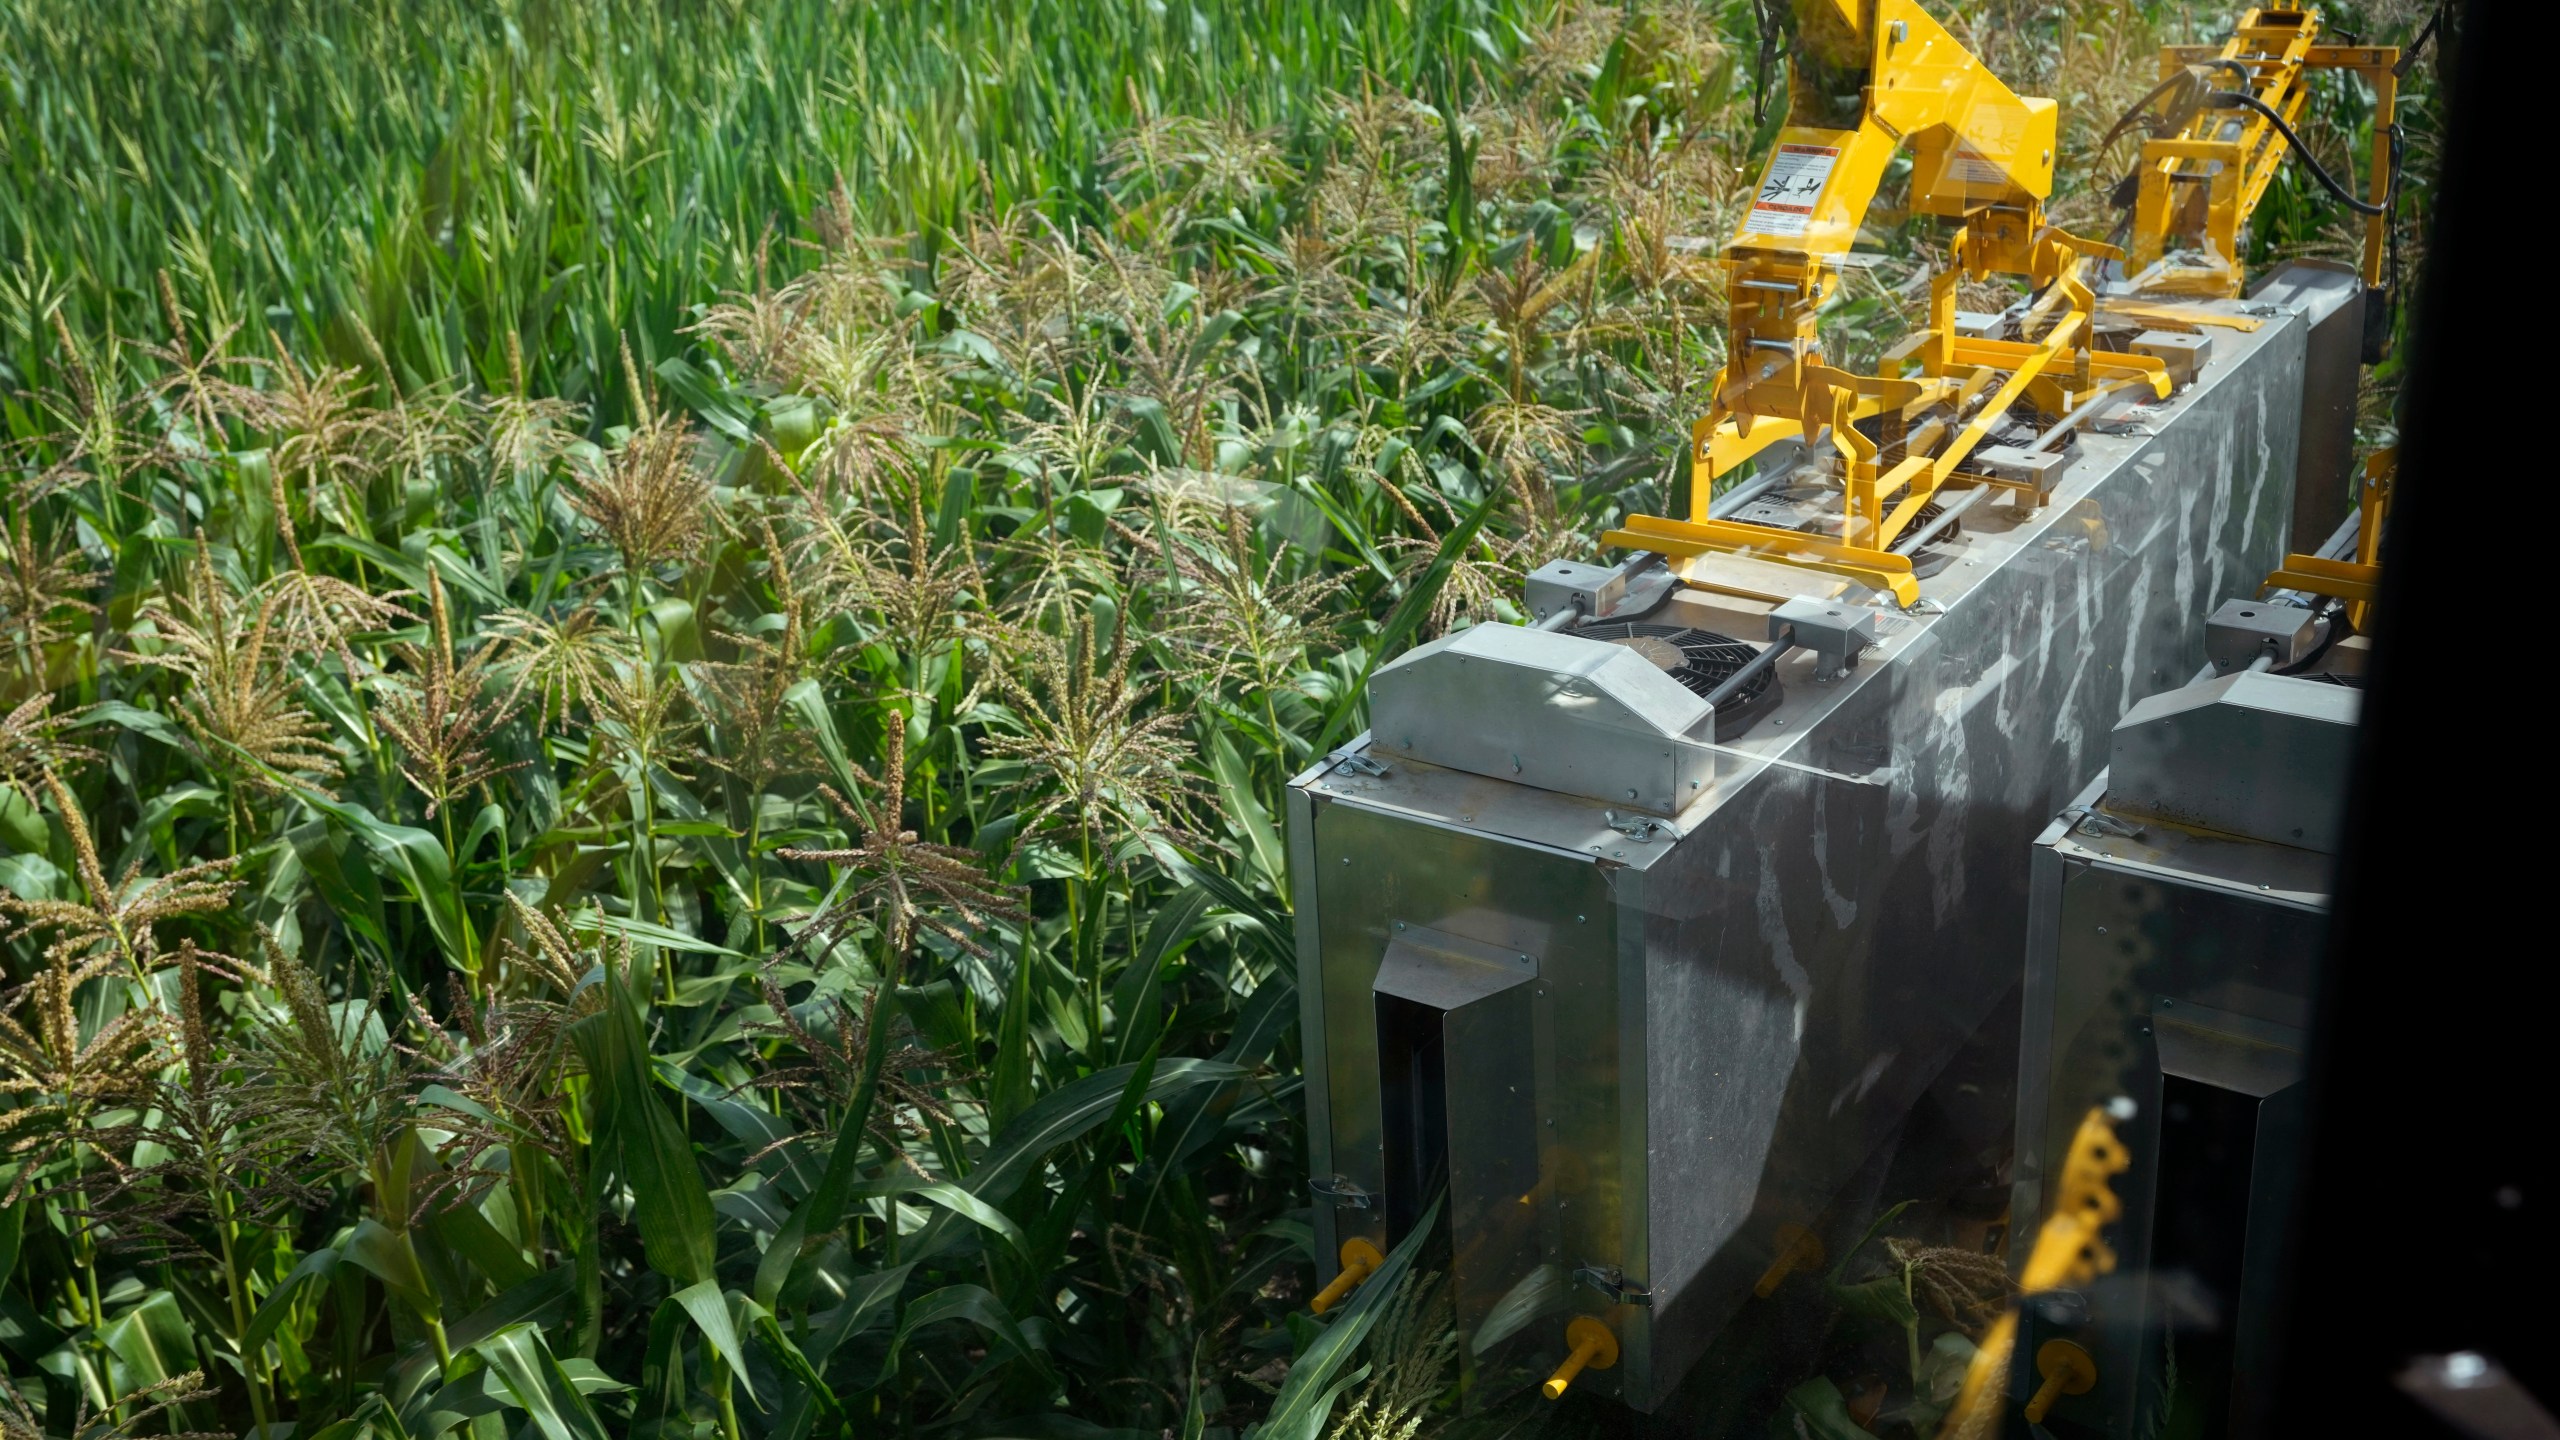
[1746,143,1839,238]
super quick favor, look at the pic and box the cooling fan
[1577,621,1781,729]
[1792,497,1964,578]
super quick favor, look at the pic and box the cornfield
[0,1,2442,1437]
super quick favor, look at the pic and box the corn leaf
[1245,1195,1442,1440]
[573,962,720,1288]
[471,1322,615,1440]
[671,1280,759,1407]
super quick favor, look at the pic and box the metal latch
[1602,810,1669,843]
[1309,1174,1375,1210]
[1334,754,1390,778]
[2063,805,2144,840]
[1574,1263,1653,1307]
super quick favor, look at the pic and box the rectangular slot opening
[1376,990,1451,1244]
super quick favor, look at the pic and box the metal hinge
[1309,1174,1375,1210]
[1334,754,1390,778]
[1574,1263,1653,1307]
[1602,810,1670,843]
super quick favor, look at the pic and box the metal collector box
[1285,280,2329,1409]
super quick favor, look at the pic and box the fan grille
[1795,499,1949,545]
[1578,621,1776,713]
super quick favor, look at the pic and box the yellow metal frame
[1601,2,2404,612]
[2129,11,2400,298]
[1604,0,2173,602]
[2266,444,2391,630]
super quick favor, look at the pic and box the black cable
[2206,90,2400,215]
[1749,0,1782,128]
[2096,71,2203,159]
[2393,2,2445,79]
[2095,59,2263,213]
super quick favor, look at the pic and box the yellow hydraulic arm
[1605,0,2170,605]
[2119,8,2402,628]
[2126,8,2401,298]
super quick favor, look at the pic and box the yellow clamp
[1753,1223,1825,1298]
[1308,1237,1384,1316]
[2025,1340,2096,1424]
[1541,1316,1620,1400]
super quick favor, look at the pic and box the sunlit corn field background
[0,0,2443,1436]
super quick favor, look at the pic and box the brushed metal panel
[2015,805,2328,1436]
[2109,670,2361,852]
[1295,796,1627,1398]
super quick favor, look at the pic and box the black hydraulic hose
[2394,3,2445,79]
[2206,90,2401,216]
[2098,71,2205,156]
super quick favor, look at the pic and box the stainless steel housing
[1289,284,2322,1409]
[2012,661,2356,1435]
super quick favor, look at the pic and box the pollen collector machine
[1286,0,2358,1413]
[1996,13,2411,1435]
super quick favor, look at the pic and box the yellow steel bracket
[2266,553,2377,603]
[2306,44,2404,291]
[2355,445,2394,571]
[1621,0,2174,604]
[1604,512,1922,607]
[2266,553,2378,613]
[2339,444,2395,631]
[2267,447,2390,629]
[1853,229,2149,547]
[1635,234,2155,602]
[2099,296,2266,333]
[2132,12,2401,297]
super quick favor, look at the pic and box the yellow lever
[1753,1223,1825,1298]
[2024,1340,2097,1424]
[1541,1316,1620,1400]
[1309,1237,1384,1315]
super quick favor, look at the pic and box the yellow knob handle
[2024,1339,2097,1423]
[1309,1237,1384,1315]
[1541,1316,1620,1400]
[1753,1223,1825,1298]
